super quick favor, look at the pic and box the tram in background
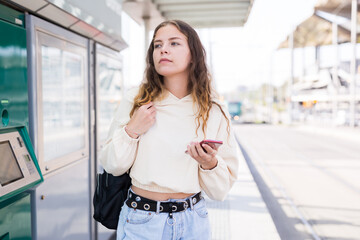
[0,1,125,239]
[227,101,242,122]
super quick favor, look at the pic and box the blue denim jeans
[116,192,211,240]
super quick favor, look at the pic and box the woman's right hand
[125,102,156,138]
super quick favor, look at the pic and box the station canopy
[122,0,254,29]
[314,0,359,19]
[279,0,360,48]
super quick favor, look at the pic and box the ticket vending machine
[0,128,43,240]
[0,4,43,240]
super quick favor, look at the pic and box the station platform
[207,123,360,240]
[206,134,280,240]
[292,123,360,143]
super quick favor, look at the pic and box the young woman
[99,20,239,240]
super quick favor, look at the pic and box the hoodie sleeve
[198,104,240,201]
[98,88,140,176]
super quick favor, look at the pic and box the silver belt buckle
[176,200,188,212]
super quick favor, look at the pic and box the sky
[121,0,318,94]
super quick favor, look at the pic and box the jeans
[116,192,211,240]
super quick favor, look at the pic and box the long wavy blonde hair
[130,20,229,137]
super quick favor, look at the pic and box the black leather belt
[126,191,202,213]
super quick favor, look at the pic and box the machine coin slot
[17,137,23,147]
[24,154,36,175]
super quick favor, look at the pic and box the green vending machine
[0,4,43,240]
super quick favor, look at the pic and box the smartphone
[185,139,223,154]
[200,139,223,151]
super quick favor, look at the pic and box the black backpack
[93,170,131,229]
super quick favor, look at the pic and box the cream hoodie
[99,87,239,201]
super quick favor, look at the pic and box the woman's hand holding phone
[125,102,156,138]
[199,140,223,152]
[186,139,223,170]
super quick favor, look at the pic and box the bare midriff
[131,185,195,201]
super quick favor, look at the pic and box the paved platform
[292,124,360,143]
[206,133,280,240]
[207,123,360,240]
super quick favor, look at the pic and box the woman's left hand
[187,142,218,170]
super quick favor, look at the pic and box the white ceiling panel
[123,0,253,29]
[158,2,250,12]
[173,14,246,22]
[154,0,248,3]
[163,9,248,18]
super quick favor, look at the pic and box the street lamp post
[350,0,357,127]
[332,22,339,126]
[289,30,294,124]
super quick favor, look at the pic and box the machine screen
[0,141,24,186]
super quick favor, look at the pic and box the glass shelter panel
[97,48,123,147]
[35,29,89,173]
[41,46,86,162]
